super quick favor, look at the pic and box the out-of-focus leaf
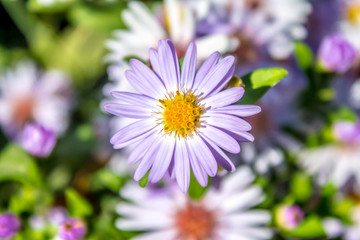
[9,185,53,214]
[138,171,150,188]
[287,215,326,238]
[329,107,358,123]
[68,4,127,33]
[27,0,76,13]
[65,188,93,217]
[48,166,71,191]
[92,169,123,192]
[290,172,313,202]
[0,144,42,187]
[294,41,314,70]
[237,68,288,104]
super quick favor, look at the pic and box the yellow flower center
[347,4,360,25]
[159,91,202,138]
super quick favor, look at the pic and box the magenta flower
[47,207,68,225]
[276,205,304,230]
[333,121,360,144]
[0,213,21,239]
[21,123,57,158]
[318,33,357,73]
[58,218,86,240]
[104,39,260,192]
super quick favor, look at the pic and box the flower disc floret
[159,91,201,138]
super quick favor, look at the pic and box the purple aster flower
[0,213,21,239]
[104,39,261,192]
[276,205,304,230]
[21,123,57,158]
[58,218,86,240]
[318,33,357,73]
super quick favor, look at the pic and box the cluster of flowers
[0,0,359,239]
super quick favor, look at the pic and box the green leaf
[138,171,150,188]
[92,169,123,192]
[287,215,326,238]
[290,173,313,202]
[188,173,209,200]
[294,41,314,70]
[0,144,42,187]
[179,57,184,70]
[329,107,358,124]
[237,68,288,104]
[65,188,93,217]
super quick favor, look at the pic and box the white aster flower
[339,0,360,53]
[300,120,360,188]
[196,0,312,60]
[0,62,72,137]
[116,167,272,240]
[105,0,238,82]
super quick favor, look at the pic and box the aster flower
[195,0,312,60]
[48,207,68,226]
[0,62,72,137]
[0,213,21,239]
[21,123,57,158]
[57,218,86,240]
[339,0,360,55]
[318,33,357,73]
[105,0,238,83]
[116,167,272,240]
[104,40,260,191]
[300,120,360,188]
[275,205,304,230]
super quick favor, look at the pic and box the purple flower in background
[21,123,56,158]
[58,218,86,240]
[318,33,357,73]
[104,40,260,192]
[47,207,68,225]
[333,121,360,144]
[276,205,304,230]
[0,213,21,239]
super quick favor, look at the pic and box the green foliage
[0,144,42,187]
[92,169,123,193]
[294,41,314,70]
[290,172,313,203]
[287,215,326,238]
[188,173,209,200]
[329,107,358,123]
[138,171,150,188]
[237,68,288,104]
[65,188,93,217]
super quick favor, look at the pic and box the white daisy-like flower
[339,0,360,54]
[0,62,72,137]
[105,0,238,82]
[195,0,312,60]
[116,167,272,240]
[300,120,360,188]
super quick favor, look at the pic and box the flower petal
[206,113,252,132]
[200,125,240,154]
[110,92,157,108]
[149,137,176,183]
[202,87,244,109]
[211,105,261,117]
[104,103,151,118]
[128,133,158,164]
[188,137,217,177]
[187,142,208,187]
[110,119,155,148]
[195,56,235,97]
[175,140,190,192]
[156,40,180,92]
[201,135,236,172]
[129,59,166,98]
[193,51,220,90]
[180,42,197,90]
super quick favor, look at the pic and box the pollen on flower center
[175,203,216,240]
[347,4,360,25]
[159,91,202,138]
